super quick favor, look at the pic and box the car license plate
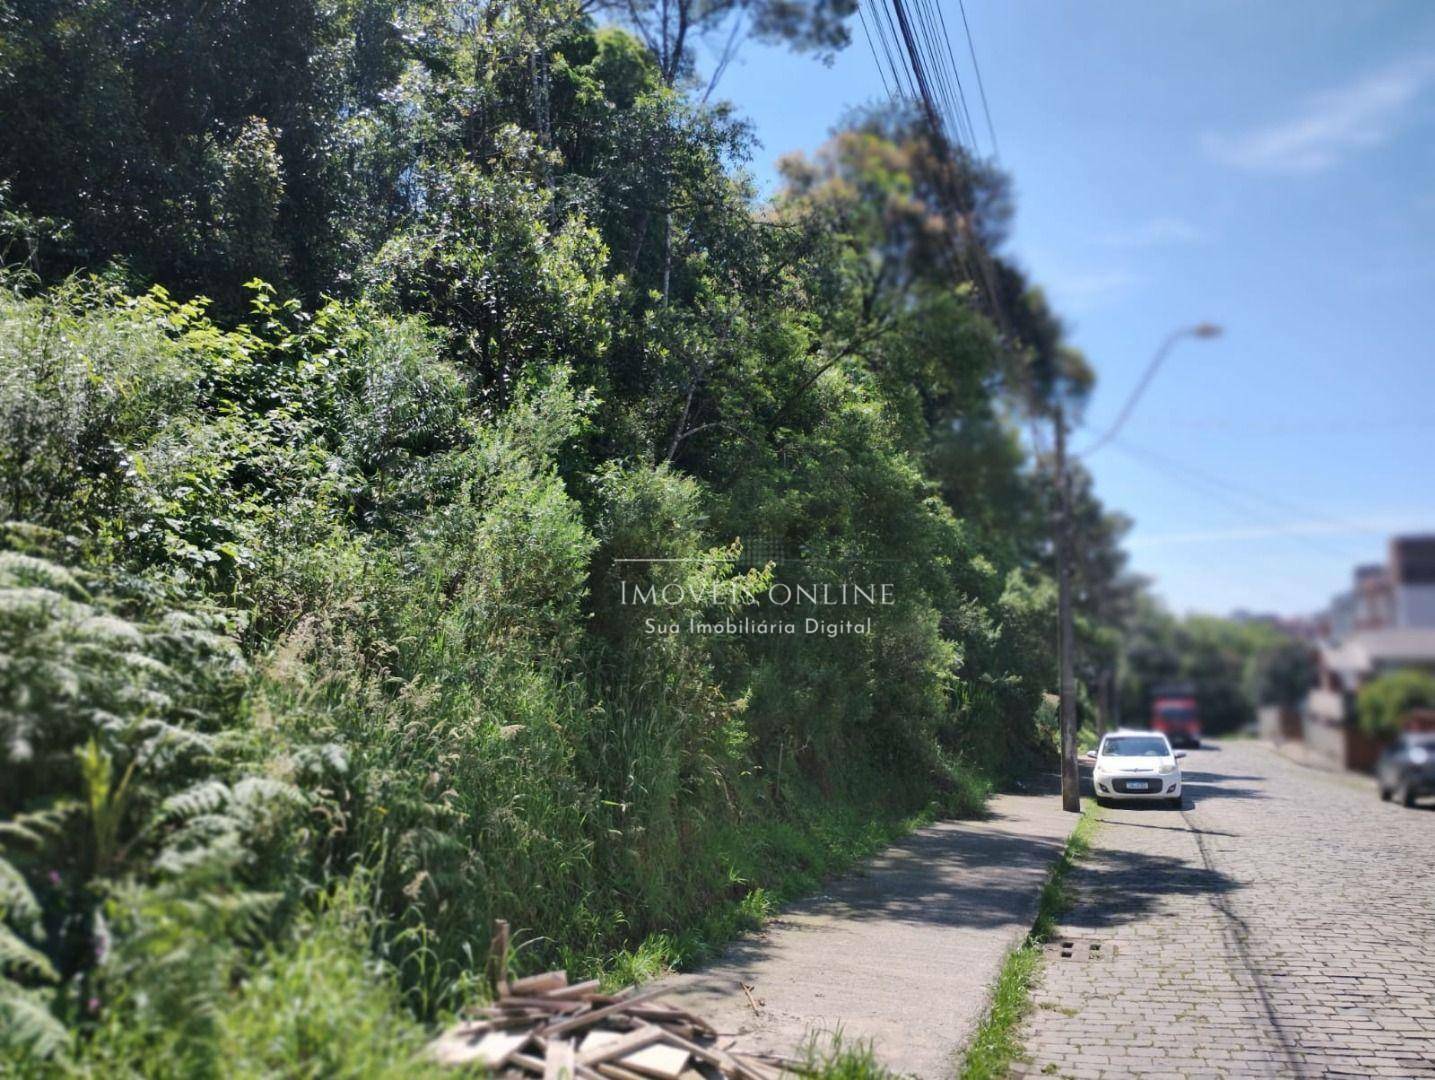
[1126,781,1150,790]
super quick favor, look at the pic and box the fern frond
[159,779,230,821]
[199,888,280,934]
[0,551,88,600]
[0,980,70,1061]
[0,856,41,929]
[231,776,302,811]
[153,832,246,876]
[134,718,219,760]
[293,741,350,779]
[0,802,79,850]
[0,923,57,981]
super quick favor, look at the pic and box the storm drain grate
[1044,938,1112,962]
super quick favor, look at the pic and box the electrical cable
[1109,440,1383,564]
[957,0,1000,159]
[857,3,896,103]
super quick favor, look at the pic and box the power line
[857,4,896,103]
[1116,436,1415,547]
[874,0,919,102]
[914,0,975,152]
[956,0,1000,159]
[1109,439,1380,565]
[929,0,979,154]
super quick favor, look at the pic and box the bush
[1357,669,1435,740]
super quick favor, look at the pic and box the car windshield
[1102,736,1169,757]
[1406,736,1435,752]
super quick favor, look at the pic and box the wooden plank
[576,1026,666,1066]
[512,970,569,996]
[594,1064,649,1080]
[620,1042,690,1079]
[655,1032,767,1080]
[469,1006,555,1027]
[729,1053,783,1080]
[546,979,602,1000]
[525,1051,605,1080]
[538,989,669,1038]
[489,995,583,1012]
[432,1028,529,1068]
[490,919,511,997]
[544,1038,578,1080]
[578,1028,690,1076]
[625,1006,716,1037]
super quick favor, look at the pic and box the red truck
[1151,688,1201,748]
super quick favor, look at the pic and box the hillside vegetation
[0,3,1133,1073]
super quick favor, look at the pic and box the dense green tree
[590,0,858,86]
[1119,606,1306,735]
[1245,638,1316,711]
[0,0,414,309]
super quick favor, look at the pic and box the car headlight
[1158,762,1176,774]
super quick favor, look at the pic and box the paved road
[658,782,1075,1077]
[1015,739,1435,1079]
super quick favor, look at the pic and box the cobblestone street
[1014,740,1435,1079]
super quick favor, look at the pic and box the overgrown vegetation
[0,1,1137,1072]
[1358,668,1435,739]
[957,807,1097,1080]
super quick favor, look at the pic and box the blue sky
[699,0,1435,617]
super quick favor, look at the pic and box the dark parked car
[1377,733,1435,807]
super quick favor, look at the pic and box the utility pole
[1054,403,1080,813]
[1052,322,1220,812]
[1096,669,1110,741]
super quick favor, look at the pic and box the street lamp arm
[1076,322,1221,459]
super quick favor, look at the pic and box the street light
[1054,321,1223,813]
[1076,323,1223,460]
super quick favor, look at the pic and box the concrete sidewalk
[654,780,1078,1078]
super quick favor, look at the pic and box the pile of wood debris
[430,922,792,1079]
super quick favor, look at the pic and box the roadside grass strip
[957,804,1099,1080]
[804,1029,899,1080]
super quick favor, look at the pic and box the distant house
[1303,628,1435,771]
[1301,534,1435,771]
[1391,536,1435,627]
[1353,564,1394,632]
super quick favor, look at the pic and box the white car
[1086,730,1187,808]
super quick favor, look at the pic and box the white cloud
[1204,53,1435,173]
[1100,216,1206,248]
[1048,268,1138,313]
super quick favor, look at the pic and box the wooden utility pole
[1054,404,1080,812]
[1096,669,1110,741]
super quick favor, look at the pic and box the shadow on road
[1182,772,1264,782]
[1395,799,1435,813]
[1103,818,1239,838]
[1054,842,1242,932]
[1177,770,1269,804]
